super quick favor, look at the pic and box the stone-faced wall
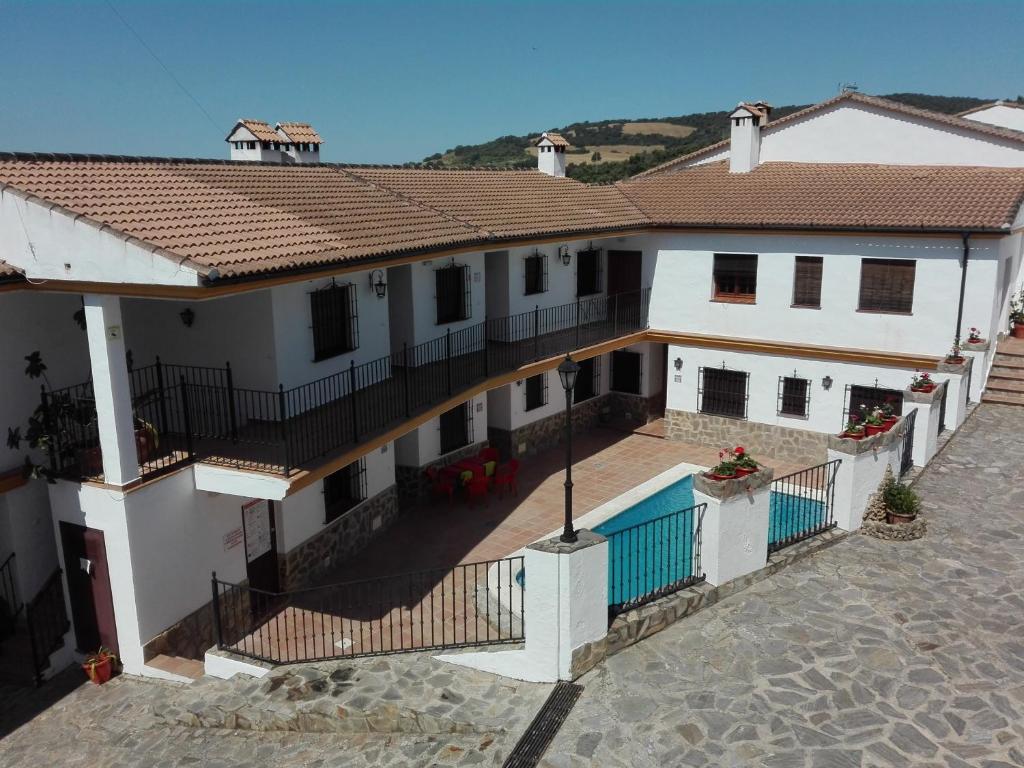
[665,408,827,464]
[395,441,486,504]
[489,394,610,459]
[278,485,399,590]
[607,392,658,426]
[143,579,251,662]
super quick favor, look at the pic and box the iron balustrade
[0,552,21,626]
[26,568,70,685]
[606,502,705,618]
[900,409,917,476]
[41,289,649,480]
[767,459,841,553]
[212,556,524,664]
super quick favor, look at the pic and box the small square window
[778,376,810,417]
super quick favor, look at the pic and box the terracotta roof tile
[535,131,571,148]
[226,119,281,144]
[618,161,1024,232]
[636,92,1024,178]
[276,122,323,144]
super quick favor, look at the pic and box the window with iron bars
[576,249,603,297]
[323,457,367,524]
[310,280,359,361]
[524,253,548,295]
[844,384,903,426]
[698,366,749,419]
[778,376,811,417]
[573,356,601,404]
[611,350,643,395]
[524,373,548,411]
[439,401,474,455]
[436,263,472,324]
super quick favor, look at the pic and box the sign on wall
[222,527,243,552]
[241,499,272,563]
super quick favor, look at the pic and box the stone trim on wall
[143,579,251,662]
[489,394,611,460]
[395,441,486,504]
[278,485,400,591]
[665,408,827,464]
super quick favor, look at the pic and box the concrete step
[147,654,205,681]
[990,366,1024,379]
[982,391,1024,406]
[987,379,1024,394]
[992,355,1024,369]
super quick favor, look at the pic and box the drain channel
[502,681,584,768]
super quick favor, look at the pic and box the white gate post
[692,469,773,586]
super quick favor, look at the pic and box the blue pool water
[513,473,826,608]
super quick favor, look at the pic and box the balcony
[42,289,650,484]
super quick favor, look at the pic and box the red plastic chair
[493,459,520,498]
[465,475,490,506]
[425,466,455,504]
[478,447,500,464]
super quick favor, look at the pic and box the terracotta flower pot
[1014,322,1024,339]
[945,357,965,365]
[886,511,916,526]
[882,416,899,431]
[706,472,738,481]
[864,424,886,437]
[911,384,936,393]
[842,430,865,441]
[967,339,983,344]
[83,656,112,685]
[734,466,758,477]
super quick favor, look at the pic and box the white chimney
[225,119,286,162]
[534,132,569,177]
[728,102,771,173]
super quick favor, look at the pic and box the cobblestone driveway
[544,404,1024,767]
[2,404,1023,767]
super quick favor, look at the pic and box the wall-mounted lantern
[369,269,387,299]
[179,307,195,328]
[674,357,683,371]
[558,245,571,266]
[821,375,833,390]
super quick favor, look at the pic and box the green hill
[421,93,1000,183]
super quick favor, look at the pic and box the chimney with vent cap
[534,132,569,177]
[728,101,771,173]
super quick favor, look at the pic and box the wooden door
[607,250,643,295]
[59,522,118,655]
[241,499,279,593]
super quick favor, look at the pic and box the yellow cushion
[484,460,497,477]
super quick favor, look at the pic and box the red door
[60,522,118,655]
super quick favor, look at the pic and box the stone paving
[543,403,1024,767]
[3,403,1024,767]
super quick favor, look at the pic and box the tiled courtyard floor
[221,427,811,661]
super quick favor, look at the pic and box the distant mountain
[420,93,999,183]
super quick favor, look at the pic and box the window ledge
[777,411,810,421]
[710,297,756,305]
[790,304,821,310]
[855,309,914,316]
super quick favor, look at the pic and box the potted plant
[967,327,983,344]
[860,405,886,437]
[841,416,865,440]
[705,449,739,481]
[880,397,900,431]
[732,445,760,477]
[944,343,965,365]
[910,372,936,393]
[1011,290,1024,339]
[82,647,117,684]
[882,475,921,525]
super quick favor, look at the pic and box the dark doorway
[59,522,118,655]
[607,250,642,296]
[242,500,279,594]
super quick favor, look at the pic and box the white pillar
[83,294,139,485]
[692,469,772,586]
[904,385,944,468]
[829,425,903,532]
[961,341,988,404]
[437,530,608,682]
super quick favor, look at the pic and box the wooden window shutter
[792,256,823,308]
[858,259,916,313]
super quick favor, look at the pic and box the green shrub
[882,477,921,519]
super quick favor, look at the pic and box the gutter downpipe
[954,232,971,346]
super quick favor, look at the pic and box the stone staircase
[983,337,1024,406]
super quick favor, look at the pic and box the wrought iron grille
[524,372,548,411]
[768,460,840,553]
[310,280,359,360]
[900,409,917,476]
[573,356,601,403]
[698,366,749,419]
[439,401,472,455]
[323,458,367,524]
[435,263,472,324]
[524,252,548,296]
[843,384,903,428]
[778,376,811,417]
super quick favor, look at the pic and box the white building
[0,92,1023,681]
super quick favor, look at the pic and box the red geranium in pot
[967,327,983,344]
[860,405,886,437]
[705,449,739,481]
[880,397,900,431]
[910,372,935,393]
[1011,292,1024,339]
[732,445,760,476]
[841,416,866,440]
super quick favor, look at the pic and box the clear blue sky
[3,1,1022,164]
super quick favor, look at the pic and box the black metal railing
[212,556,525,664]
[768,460,841,553]
[0,552,21,625]
[900,409,917,476]
[606,502,705,618]
[26,569,70,685]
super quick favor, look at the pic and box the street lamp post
[557,355,581,543]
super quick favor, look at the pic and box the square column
[83,294,139,485]
[904,384,945,468]
[692,469,773,586]
[828,425,904,531]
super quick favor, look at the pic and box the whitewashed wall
[664,343,965,437]
[0,481,59,601]
[650,232,998,357]
[403,253,486,346]
[277,442,396,552]
[123,291,278,391]
[964,105,1024,133]
[269,270,392,391]
[688,102,1024,168]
